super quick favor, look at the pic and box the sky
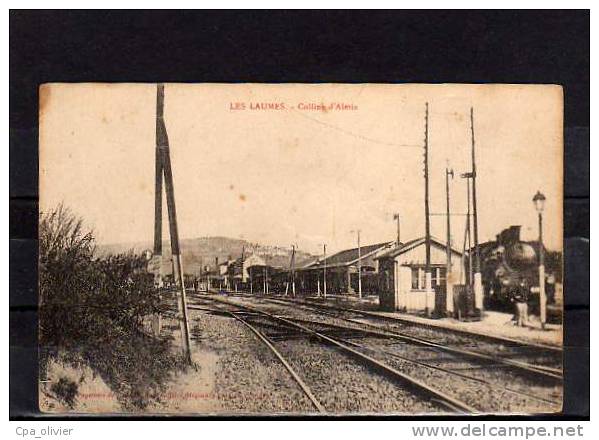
[39,83,563,255]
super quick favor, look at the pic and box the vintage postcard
[39,83,563,415]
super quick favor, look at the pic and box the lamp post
[533,190,546,330]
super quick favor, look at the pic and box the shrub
[39,204,185,410]
[50,377,79,409]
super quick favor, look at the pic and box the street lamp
[533,190,546,329]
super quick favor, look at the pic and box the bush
[50,377,79,409]
[39,204,185,410]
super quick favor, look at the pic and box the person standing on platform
[511,280,529,327]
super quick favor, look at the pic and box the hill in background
[96,236,316,275]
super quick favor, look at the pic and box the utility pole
[151,86,165,338]
[264,254,269,295]
[214,256,219,292]
[393,213,401,247]
[238,246,245,293]
[460,172,473,286]
[470,107,483,315]
[199,257,204,291]
[153,127,163,289]
[323,244,327,298]
[156,83,192,364]
[445,166,454,315]
[423,102,433,317]
[357,230,362,299]
[289,245,296,297]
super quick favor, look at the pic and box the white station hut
[376,236,463,314]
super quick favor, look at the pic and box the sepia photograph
[37,82,564,415]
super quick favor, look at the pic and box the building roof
[375,236,462,260]
[304,241,393,269]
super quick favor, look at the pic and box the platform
[301,294,563,348]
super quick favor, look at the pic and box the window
[411,267,419,290]
[432,267,447,288]
[411,267,426,290]
[411,267,448,289]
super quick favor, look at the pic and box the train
[479,226,562,320]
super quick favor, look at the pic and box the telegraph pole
[262,253,267,295]
[323,244,327,298]
[393,213,401,246]
[357,230,362,299]
[470,107,483,315]
[423,102,433,316]
[151,86,165,338]
[445,166,454,315]
[238,246,245,293]
[156,83,192,364]
[264,253,269,295]
[290,245,296,297]
[153,129,163,288]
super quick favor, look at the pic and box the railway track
[240,295,563,379]
[226,309,326,413]
[188,293,561,413]
[290,297,563,351]
[190,294,477,413]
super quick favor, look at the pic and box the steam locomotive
[480,226,560,317]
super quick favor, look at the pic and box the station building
[299,241,394,295]
[375,237,463,313]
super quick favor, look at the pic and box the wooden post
[265,255,269,295]
[157,84,192,364]
[153,134,163,289]
[467,178,472,286]
[470,108,483,314]
[539,211,546,329]
[241,246,245,291]
[152,87,164,336]
[357,230,362,299]
[424,103,433,316]
[445,166,454,315]
[323,244,327,298]
[290,245,296,297]
[394,213,401,247]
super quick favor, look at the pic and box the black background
[9,10,590,419]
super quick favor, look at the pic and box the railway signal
[154,83,192,364]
